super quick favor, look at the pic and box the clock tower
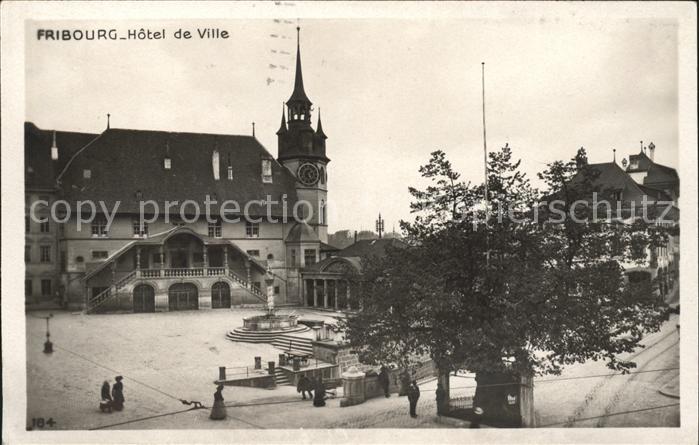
[277,27,329,242]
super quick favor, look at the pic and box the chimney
[354,230,358,244]
[648,142,655,161]
[50,130,58,161]
[212,150,220,180]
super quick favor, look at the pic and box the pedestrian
[378,366,390,398]
[297,374,313,400]
[209,384,227,420]
[407,380,420,418]
[99,380,112,413]
[111,376,125,411]
[313,375,326,407]
[470,406,483,428]
[435,382,446,415]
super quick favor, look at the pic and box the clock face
[298,163,320,186]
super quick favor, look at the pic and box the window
[246,222,259,238]
[25,245,31,262]
[40,220,50,233]
[25,279,32,296]
[246,250,260,257]
[208,219,222,238]
[41,279,52,296]
[291,249,296,266]
[227,166,233,180]
[91,215,108,237]
[133,218,148,237]
[76,256,85,263]
[320,167,325,185]
[274,286,280,295]
[304,249,316,266]
[267,253,274,260]
[614,191,623,202]
[262,159,273,183]
[40,245,51,263]
[164,158,171,169]
[83,169,91,179]
[92,251,109,260]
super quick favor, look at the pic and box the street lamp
[41,313,54,354]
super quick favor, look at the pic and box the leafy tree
[342,145,669,418]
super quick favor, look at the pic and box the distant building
[302,238,407,310]
[24,30,333,313]
[574,144,679,297]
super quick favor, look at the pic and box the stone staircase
[273,367,291,386]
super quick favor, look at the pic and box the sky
[25,14,678,233]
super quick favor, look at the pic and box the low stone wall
[215,374,275,389]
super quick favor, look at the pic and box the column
[313,280,318,307]
[203,246,208,268]
[302,279,308,306]
[136,247,141,270]
[223,246,229,269]
[346,280,351,310]
[245,259,251,286]
[323,280,328,308]
[334,280,339,311]
[159,246,164,270]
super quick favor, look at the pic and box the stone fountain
[227,266,309,342]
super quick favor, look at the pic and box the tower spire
[316,107,327,139]
[287,26,312,106]
[276,103,287,135]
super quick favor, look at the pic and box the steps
[271,334,314,355]
[274,367,291,386]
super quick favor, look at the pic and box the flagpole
[482,62,490,266]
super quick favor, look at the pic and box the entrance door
[211,282,231,309]
[133,284,155,313]
[168,283,198,310]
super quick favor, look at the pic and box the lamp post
[41,313,54,354]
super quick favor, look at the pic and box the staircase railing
[86,270,137,313]
[227,268,267,303]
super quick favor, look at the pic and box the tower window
[227,166,233,180]
[164,158,171,169]
[83,169,91,179]
[304,249,316,266]
[246,222,260,238]
[246,250,260,257]
[40,220,50,233]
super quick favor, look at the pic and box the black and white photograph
[2,1,697,444]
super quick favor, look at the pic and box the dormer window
[227,166,233,180]
[83,169,91,179]
[262,159,273,183]
[614,191,623,202]
[630,161,639,169]
[164,158,171,169]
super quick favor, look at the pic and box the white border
[2,1,697,444]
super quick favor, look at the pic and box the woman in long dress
[99,381,112,413]
[111,376,125,411]
[210,385,227,420]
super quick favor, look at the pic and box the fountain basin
[242,314,298,331]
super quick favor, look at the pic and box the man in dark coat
[378,366,390,398]
[111,376,125,411]
[313,376,326,407]
[435,383,446,415]
[297,375,313,400]
[100,380,112,413]
[407,380,420,418]
[398,369,411,396]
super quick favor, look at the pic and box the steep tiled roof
[286,221,320,243]
[25,122,99,190]
[53,127,300,215]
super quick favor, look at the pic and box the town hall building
[25,29,343,313]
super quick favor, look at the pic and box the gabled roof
[52,126,300,215]
[626,150,653,172]
[572,162,675,203]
